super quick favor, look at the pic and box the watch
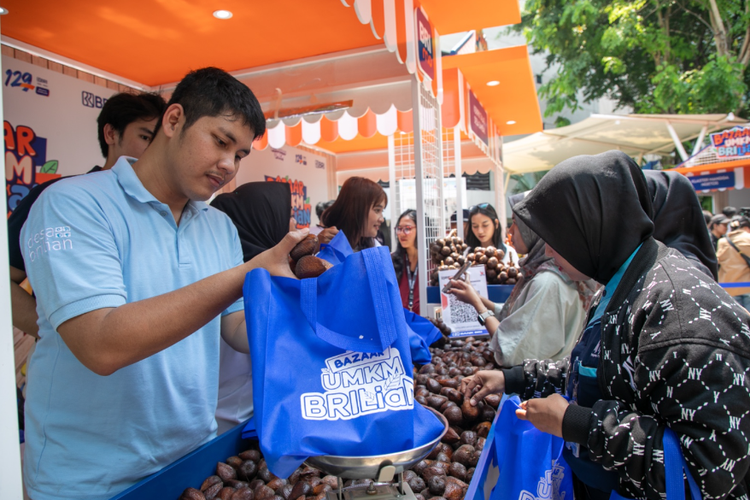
[477,309,493,326]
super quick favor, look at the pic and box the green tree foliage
[521,0,750,116]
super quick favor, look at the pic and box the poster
[710,125,750,159]
[439,265,489,338]
[3,56,120,216]
[234,144,329,229]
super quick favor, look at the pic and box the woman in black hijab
[460,151,750,500]
[643,170,718,280]
[211,181,293,262]
[210,181,292,433]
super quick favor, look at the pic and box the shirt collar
[112,156,209,213]
[590,242,643,324]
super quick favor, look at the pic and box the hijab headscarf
[513,151,654,284]
[495,192,553,321]
[643,170,718,280]
[211,181,292,262]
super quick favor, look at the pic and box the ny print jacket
[503,239,750,500]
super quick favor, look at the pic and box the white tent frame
[502,113,748,181]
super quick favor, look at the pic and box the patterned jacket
[503,239,750,500]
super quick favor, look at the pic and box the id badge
[565,441,581,458]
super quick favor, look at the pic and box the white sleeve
[490,272,585,366]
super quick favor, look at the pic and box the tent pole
[387,134,397,249]
[692,126,708,157]
[411,75,428,317]
[666,122,689,161]
[0,14,25,497]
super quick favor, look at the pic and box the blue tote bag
[243,245,444,478]
[317,231,434,364]
[478,397,701,500]
[403,308,443,364]
[486,396,573,500]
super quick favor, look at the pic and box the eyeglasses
[396,226,416,235]
[469,203,490,213]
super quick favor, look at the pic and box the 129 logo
[5,70,33,91]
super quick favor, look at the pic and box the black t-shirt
[7,166,102,271]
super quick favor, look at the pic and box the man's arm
[221,311,248,354]
[57,231,302,376]
[10,265,39,337]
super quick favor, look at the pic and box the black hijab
[513,151,654,284]
[643,170,718,280]
[211,181,291,262]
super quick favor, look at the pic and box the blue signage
[688,172,735,191]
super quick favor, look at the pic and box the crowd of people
[5,67,750,500]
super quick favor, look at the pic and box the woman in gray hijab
[448,191,590,366]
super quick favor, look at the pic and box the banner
[415,7,435,81]
[710,125,750,159]
[235,144,329,229]
[468,90,489,147]
[3,56,120,216]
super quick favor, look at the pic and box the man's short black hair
[723,206,738,218]
[97,92,167,157]
[156,67,266,141]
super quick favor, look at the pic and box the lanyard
[406,259,417,311]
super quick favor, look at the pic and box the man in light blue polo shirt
[20,67,306,500]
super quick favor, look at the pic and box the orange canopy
[441,45,542,136]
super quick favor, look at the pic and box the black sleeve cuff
[562,404,593,445]
[502,366,525,395]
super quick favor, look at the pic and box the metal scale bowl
[305,410,449,500]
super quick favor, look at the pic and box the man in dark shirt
[709,213,729,252]
[8,91,166,336]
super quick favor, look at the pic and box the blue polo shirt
[21,157,244,500]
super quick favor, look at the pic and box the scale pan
[305,408,449,479]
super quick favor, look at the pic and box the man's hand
[447,278,483,311]
[318,226,339,246]
[516,394,569,437]
[247,229,309,279]
[460,370,505,406]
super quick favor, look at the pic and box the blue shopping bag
[485,396,573,500]
[243,245,445,478]
[403,308,443,364]
[610,428,701,500]
[317,231,434,364]
[316,231,353,267]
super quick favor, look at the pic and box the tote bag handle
[300,248,399,353]
[610,428,701,500]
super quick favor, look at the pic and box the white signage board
[3,56,120,216]
[438,265,489,338]
[234,144,329,229]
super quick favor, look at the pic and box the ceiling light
[0,7,9,15]
[506,120,516,125]
[213,10,233,19]
[486,81,500,87]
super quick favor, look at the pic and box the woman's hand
[460,370,505,406]
[515,394,569,437]
[318,226,339,246]
[447,278,483,311]
[247,229,309,279]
